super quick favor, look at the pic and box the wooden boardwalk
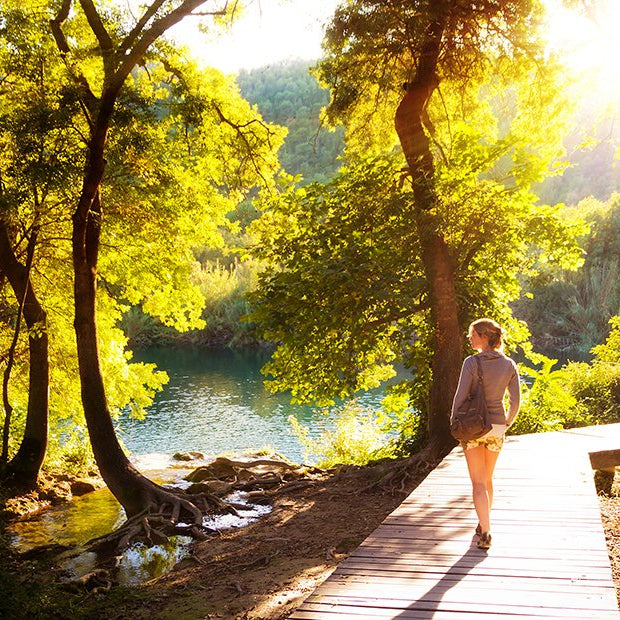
[290,424,620,619]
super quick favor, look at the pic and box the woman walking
[451,318,520,549]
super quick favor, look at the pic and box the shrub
[288,401,396,468]
[509,356,587,435]
[560,360,620,425]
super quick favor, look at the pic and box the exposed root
[360,450,441,494]
[86,456,324,556]
[184,456,324,499]
[87,490,213,555]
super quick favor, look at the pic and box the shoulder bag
[450,355,492,442]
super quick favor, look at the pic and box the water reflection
[117,537,192,585]
[117,348,399,463]
[7,486,124,553]
[8,474,273,586]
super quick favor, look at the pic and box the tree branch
[79,0,115,76]
[49,0,98,123]
[48,0,72,56]
[113,0,222,93]
[159,56,276,186]
[118,0,167,58]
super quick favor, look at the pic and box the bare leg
[485,447,500,514]
[464,445,489,531]
[464,444,500,533]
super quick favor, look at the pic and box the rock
[173,451,204,462]
[39,480,72,505]
[70,479,98,496]
[204,458,238,480]
[187,480,231,495]
[185,466,216,482]
[185,458,237,482]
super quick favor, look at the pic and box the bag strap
[474,354,484,382]
[473,354,487,402]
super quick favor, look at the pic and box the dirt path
[3,462,619,619]
[76,461,429,619]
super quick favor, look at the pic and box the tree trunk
[0,220,49,487]
[72,105,156,514]
[394,14,461,458]
[72,96,201,523]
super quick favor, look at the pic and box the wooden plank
[295,594,617,617]
[290,600,616,619]
[338,558,614,578]
[590,448,620,470]
[290,424,620,619]
[322,573,616,596]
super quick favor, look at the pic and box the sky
[162,0,620,102]
[167,0,341,73]
[545,0,620,101]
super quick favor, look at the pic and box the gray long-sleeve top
[450,351,521,426]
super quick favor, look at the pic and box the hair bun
[471,318,504,350]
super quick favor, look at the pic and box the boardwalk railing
[290,424,620,619]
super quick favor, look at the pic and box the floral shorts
[460,433,505,453]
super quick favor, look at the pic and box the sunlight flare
[546,0,620,102]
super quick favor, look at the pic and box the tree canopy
[237,60,344,184]
[250,0,586,454]
[0,0,283,513]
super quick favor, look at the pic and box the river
[116,347,398,466]
[8,347,402,571]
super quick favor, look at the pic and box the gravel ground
[599,471,620,608]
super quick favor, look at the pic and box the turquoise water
[116,348,398,464]
[9,348,402,565]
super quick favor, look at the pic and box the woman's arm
[450,357,475,424]
[505,363,521,426]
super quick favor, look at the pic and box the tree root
[359,449,442,495]
[85,456,324,556]
[87,492,216,556]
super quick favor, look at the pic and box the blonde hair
[469,318,505,351]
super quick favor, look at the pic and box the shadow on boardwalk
[395,545,487,618]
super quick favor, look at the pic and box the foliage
[237,60,344,185]
[593,316,620,363]
[537,102,620,206]
[288,401,395,467]
[560,359,620,426]
[0,0,283,470]
[45,427,96,475]
[379,383,423,457]
[511,317,620,435]
[121,257,263,348]
[250,80,585,438]
[555,316,620,425]
[317,0,549,154]
[251,156,418,406]
[249,0,587,455]
[515,194,620,360]
[508,357,583,435]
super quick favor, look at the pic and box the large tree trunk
[0,220,49,487]
[42,0,222,550]
[72,93,201,525]
[395,15,461,457]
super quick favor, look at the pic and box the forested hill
[237,61,618,203]
[537,105,620,206]
[237,59,344,184]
